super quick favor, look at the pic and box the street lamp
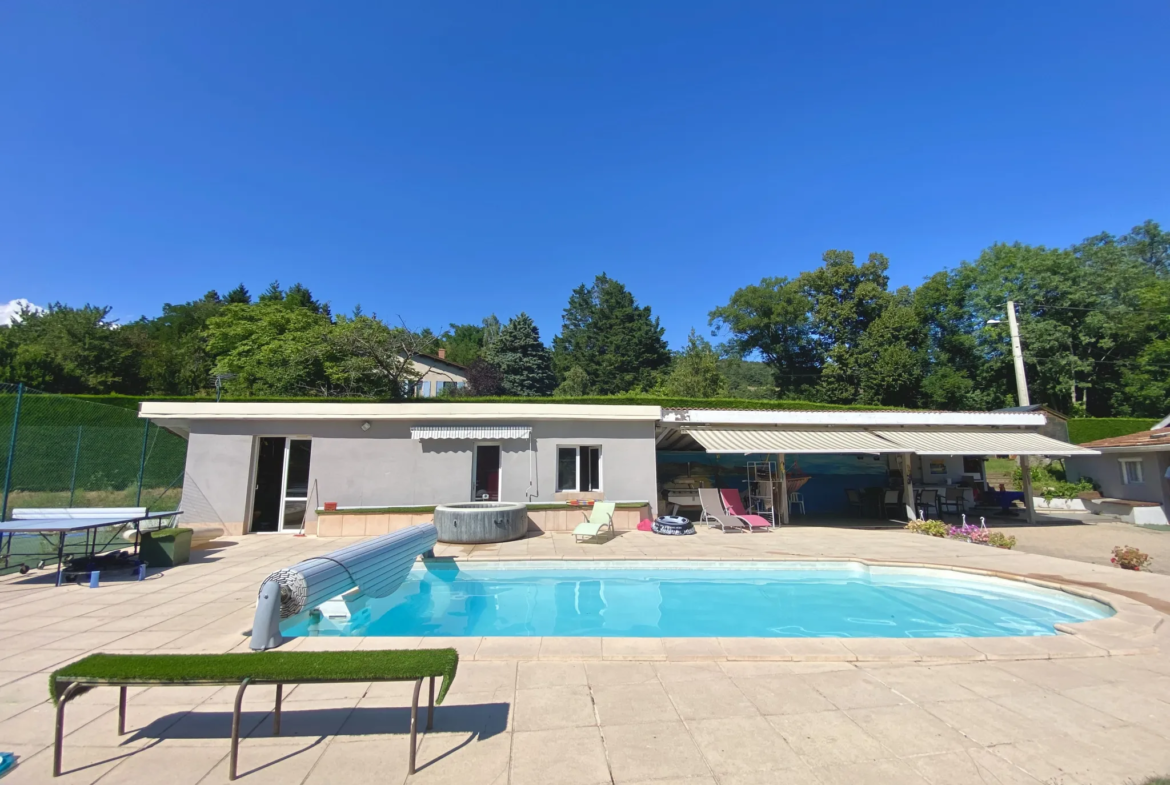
[985,301,1035,523]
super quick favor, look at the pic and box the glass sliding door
[250,437,312,533]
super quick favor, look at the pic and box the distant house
[409,350,468,398]
[1066,423,1170,525]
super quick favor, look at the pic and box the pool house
[140,401,1097,537]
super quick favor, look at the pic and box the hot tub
[433,501,528,544]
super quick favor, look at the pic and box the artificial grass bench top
[51,649,458,705]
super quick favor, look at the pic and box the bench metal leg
[118,686,127,735]
[273,684,282,736]
[408,678,422,775]
[53,683,82,777]
[229,678,251,781]
[427,676,435,730]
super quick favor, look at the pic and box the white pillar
[903,453,916,520]
[779,453,789,526]
[1020,455,1036,524]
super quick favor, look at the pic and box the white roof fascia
[661,408,1045,428]
[139,402,662,422]
[1087,444,1170,455]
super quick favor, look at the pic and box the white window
[419,381,431,397]
[1120,459,1144,485]
[556,446,601,492]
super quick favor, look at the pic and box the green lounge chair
[573,501,616,542]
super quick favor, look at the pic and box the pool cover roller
[251,523,438,650]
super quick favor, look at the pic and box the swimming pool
[284,560,1113,639]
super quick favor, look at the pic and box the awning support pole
[903,453,916,521]
[778,453,788,526]
[1019,455,1036,524]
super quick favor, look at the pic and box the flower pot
[140,528,193,568]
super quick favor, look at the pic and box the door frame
[248,435,312,534]
[472,442,503,501]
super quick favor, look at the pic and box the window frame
[556,445,603,492]
[1119,458,1144,485]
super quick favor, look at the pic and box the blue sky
[2,1,1167,348]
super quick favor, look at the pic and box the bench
[1084,497,1169,525]
[51,649,458,780]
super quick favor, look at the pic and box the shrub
[987,531,1016,549]
[947,523,990,544]
[1111,546,1152,571]
[1010,463,1095,501]
[906,519,947,537]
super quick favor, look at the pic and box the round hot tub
[433,501,528,544]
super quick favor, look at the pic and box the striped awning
[410,425,531,440]
[681,427,1097,456]
[684,428,895,454]
[873,430,1098,456]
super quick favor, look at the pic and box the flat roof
[660,408,1046,427]
[139,401,663,423]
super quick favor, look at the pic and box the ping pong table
[0,510,182,586]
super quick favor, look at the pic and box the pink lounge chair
[719,489,773,531]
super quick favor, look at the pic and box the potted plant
[1111,546,1151,571]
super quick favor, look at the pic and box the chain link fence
[1,383,187,574]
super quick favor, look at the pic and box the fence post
[68,426,83,508]
[135,420,149,508]
[1,382,24,523]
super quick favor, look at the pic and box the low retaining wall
[313,505,652,538]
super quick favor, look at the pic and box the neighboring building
[409,350,468,398]
[142,402,1095,538]
[1066,425,1170,525]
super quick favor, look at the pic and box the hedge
[1068,418,1160,445]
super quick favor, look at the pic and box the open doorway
[250,437,312,533]
[473,444,501,501]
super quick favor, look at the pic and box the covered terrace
[654,408,1099,526]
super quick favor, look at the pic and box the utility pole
[1005,301,1036,524]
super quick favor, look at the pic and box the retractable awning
[679,426,1098,456]
[873,430,1098,456]
[410,425,531,440]
[684,428,896,454]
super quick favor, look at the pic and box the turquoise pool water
[284,560,1113,639]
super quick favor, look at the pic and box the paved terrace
[1,526,1169,784]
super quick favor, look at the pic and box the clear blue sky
[2,1,1167,347]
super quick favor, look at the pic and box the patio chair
[882,489,903,519]
[573,501,617,542]
[918,489,940,519]
[788,492,805,515]
[845,489,864,517]
[698,488,748,532]
[939,487,967,515]
[719,489,773,531]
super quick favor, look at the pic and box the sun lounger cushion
[719,489,772,529]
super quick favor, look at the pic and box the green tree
[659,330,727,398]
[204,301,331,395]
[554,366,589,397]
[129,290,224,395]
[708,276,816,397]
[716,354,774,399]
[484,313,555,396]
[440,322,487,367]
[321,315,435,398]
[0,304,140,393]
[553,274,671,394]
[225,284,252,304]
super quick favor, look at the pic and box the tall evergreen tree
[552,274,671,394]
[486,313,555,396]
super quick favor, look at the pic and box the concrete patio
[2,526,1169,784]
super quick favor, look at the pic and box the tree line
[1,220,1166,416]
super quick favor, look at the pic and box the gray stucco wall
[1066,452,1166,505]
[177,417,658,533]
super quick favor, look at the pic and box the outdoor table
[0,510,182,586]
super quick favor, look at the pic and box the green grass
[1068,418,1159,445]
[316,501,649,515]
[52,649,459,704]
